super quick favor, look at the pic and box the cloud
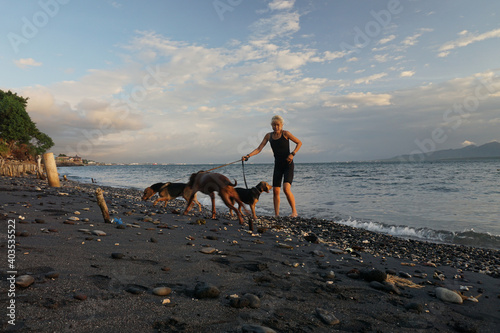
[438,28,500,56]
[353,73,388,85]
[268,0,295,11]
[378,34,396,45]
[461,140,476,147]
[14,58,42,69]
[324,92,392,109]
[400,70,415,78]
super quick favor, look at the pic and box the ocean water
[58,160,500,250]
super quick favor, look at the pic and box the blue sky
[2,0,500,163]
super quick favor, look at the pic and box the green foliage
[0,90,54,159]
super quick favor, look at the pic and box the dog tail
[229,179,237,187]
[159,182,171,190]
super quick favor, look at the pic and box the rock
[126,286,146,295]
[435,287,463,304]
[369,281,385,290]
[45,271,60,279]
[241,324,276,333]
[150,237,158,243]
[313,250,325,257]
[200,247,216,254]
[399,271,412,278]
[111,252,125,259]
[315,308,340,326]
[361,269,387,282]
[92,230,106,236]
[194,282,220,299]
[242,293,261,309]
[229,297,250,308]
[383,281,401,295]
[153,287,172,296]
[16,275,35,288]
[68,216,80,221]
[405,302,424,313]
[35,219,45,224]
[74,293,87,301]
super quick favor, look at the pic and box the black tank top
[270,132,290,161]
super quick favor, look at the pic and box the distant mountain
[382,141,500,162]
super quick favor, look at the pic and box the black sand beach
[1,174,499,332]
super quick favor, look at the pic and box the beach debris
[435,287,463,304]
[315,308,340,326]
[95,188,111,223]
[277,243,294,249]
[386,275,423,289]
[433,271,446,281]
[15,275,35,288]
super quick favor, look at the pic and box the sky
[1,0,500,164]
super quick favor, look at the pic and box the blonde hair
[271,115,284,125]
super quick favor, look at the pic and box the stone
[315,308,340,326]
[194,282,220,299]
[153,287,172,296]
[242,293,261,309]
[361,269,387,283]
[435,287,463,304]
[74,293,87,301]
[111,252,125,259]
[405,302,424,313]
[68,216,80,221]
[16,275,35,288]
[200,247,216,254]
[241,324,276,333]
[45,271,60,279]
[230,297,250,308]
[92,230,106,236]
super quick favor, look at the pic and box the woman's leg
[273,186,281,217]
[283,182,298,217]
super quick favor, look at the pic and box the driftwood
[95,188,111,223]
[42,153,60,187]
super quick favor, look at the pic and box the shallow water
[59,159,500,249]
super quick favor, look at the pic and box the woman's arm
[242,133,271,161]
[284,131,302,163]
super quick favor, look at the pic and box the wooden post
[42,153,60,187]
[95,188,111,223]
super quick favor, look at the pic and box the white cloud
[268,0,295,11]
[461,140,476,147]
[14,58,42,69]
[438,28,500,56]
[353,73,388,85]
[400,71,415,78]
[378,34,396,45]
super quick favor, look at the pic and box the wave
[336,218,500,250]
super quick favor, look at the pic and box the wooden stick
[95,188,111,223]
[42,153,60,187]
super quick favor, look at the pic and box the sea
[58,159,500,250]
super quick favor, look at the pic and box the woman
[242,115,302,217]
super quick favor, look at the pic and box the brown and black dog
[183,171,249,226]
[142,182,202,211]
[230,181,272,220]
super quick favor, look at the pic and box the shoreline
[1,175,499,332]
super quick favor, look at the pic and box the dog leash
[167,159,242,183]
[241,160,249,189]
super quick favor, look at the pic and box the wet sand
[1,175,499,332]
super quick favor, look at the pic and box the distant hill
[382,141,500,162]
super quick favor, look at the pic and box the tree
[0,90,54,160]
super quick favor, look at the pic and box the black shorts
[273,161,294,187]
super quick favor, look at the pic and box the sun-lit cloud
[438,28,500,56]
[14,58,42,69]
[400,70,415,78]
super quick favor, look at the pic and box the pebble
[68,216,80,221]
[200,247,216,254]
[315,308,340,326]
[243,294,261,309]
[16,275,35,288]
[435,287,463,304]
[152,287,172,296]
[92,230,107,236]
[361,269,387,283]
[45,271,60,279]
[241,324,276,333]
[111,252,125,259]
[194,282,220,299]
[74,293,87,301]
